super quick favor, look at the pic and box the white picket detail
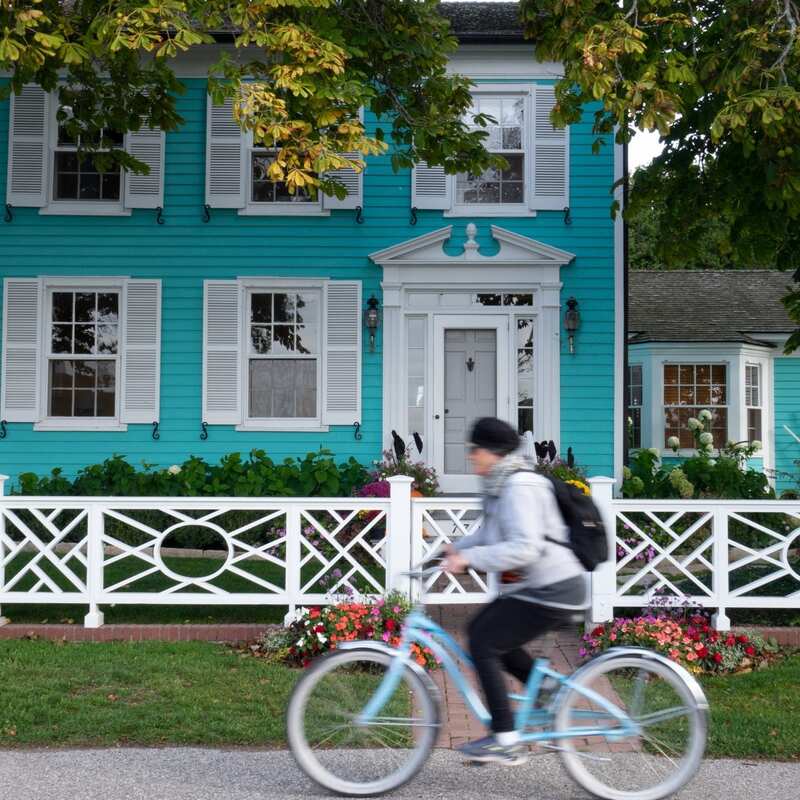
[2,470,800,631]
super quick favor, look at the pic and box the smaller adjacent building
[628,270,800,492]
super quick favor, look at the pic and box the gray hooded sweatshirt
[454,465,588,610]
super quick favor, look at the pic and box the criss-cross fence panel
[412,497,493,603]
[590,489,800,630]
[0,492,392,627]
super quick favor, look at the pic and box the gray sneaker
[457,735,528,765]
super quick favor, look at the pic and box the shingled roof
[439,2,524,42]
[629,270,795,347]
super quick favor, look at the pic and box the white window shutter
[6,85,49,207]
[323,281,362,426]
[531,85,569,211]
[124,125,165,209]
[1,278,42,422]
[203,280,242,425]
[411,161,451,210]
[322,153,363,210]
[205,96,245,208]
[121,280,161,423]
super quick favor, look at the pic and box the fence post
[284,505,302,626]
[387,476,414,599]
[711,508,731,631]
[0,475,8,626]
[84,504,105,628]
[587,476,617,627]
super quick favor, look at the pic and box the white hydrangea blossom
[167,464,182,475]
[687,418,701,431]
[648,447,660,457]
[699,432,713,445]
[699,409,713,422]
[667,436,680,450]
[703,443,714,453]
[751,440,762,451]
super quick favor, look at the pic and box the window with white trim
[52,105,124,203]
[250,148,318,206]
[456,95,526,207]
[47,289,120,418]
[663,363,728,448]
[745,364,762,444]
[247,289,322,421]
[627,364,642,449]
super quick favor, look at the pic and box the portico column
[381,281,404,455]
[538,281,563,450]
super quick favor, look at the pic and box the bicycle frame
[357,606,638,743]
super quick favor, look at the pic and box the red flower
[745,645,756,656]
[310,608,320,619]
[385,619,396,632]
[592,626,605,637]
[313,624,325,633]
[696,646,709,658]
[713,653,723,664]
[725,636,736,647]
[737,634,749,644]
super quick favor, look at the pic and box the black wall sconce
[364,295,381,352]
[564,297,581,355]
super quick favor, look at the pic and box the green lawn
[0,639,798,757]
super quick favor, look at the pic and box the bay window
[663,363,728,448]
[745,364,762,444]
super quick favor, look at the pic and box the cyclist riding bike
[441,416,588,765]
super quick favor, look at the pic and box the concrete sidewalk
[0,747,797,800]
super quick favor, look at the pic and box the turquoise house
[628,271,800,494]
[0,2,624,493]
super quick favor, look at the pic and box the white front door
[433,315,509,492]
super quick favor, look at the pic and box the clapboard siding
[0,77,616,483]
[774,357,800,494]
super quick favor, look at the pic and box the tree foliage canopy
[0,0,504,197]
[521,0,800,348]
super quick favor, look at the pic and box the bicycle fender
[336,641,443,712]
[571,646,709,712]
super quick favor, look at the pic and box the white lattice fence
[588,484,800,630]
[0,479,403,627]
[412,497,493,603]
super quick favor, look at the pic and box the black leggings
[467,596,570,734]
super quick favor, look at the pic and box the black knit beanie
[468,417,520,456]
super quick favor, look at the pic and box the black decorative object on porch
[391,430,406,461]
[413,432,423,455]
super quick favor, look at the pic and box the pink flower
[381,631,390,642]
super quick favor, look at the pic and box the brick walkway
[426,605,582,749]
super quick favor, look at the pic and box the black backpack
[542,475,608,571]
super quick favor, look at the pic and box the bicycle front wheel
[553,652,707,800]
[286,647,440,796]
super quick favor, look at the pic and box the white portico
[370,224,576,492]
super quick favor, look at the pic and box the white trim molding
[371,223,575,492]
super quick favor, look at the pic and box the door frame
[432,314,510,493]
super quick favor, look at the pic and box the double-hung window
[455,94,527,209]
[250,148,319,208]
[663,363,728,448]
[247,290,321,423]
[47,289,120,419]
[52,106,124,205]
[745,364,763,444]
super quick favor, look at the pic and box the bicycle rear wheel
[286,647,439,796]
[553,652,707,800]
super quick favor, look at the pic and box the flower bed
[581,612,782,674]
[254,593,439,669]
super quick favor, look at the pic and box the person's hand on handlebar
[441,544,469,575]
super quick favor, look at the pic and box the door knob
[444,409,450,414]
[466,357,475,372]
[434,414,440,420]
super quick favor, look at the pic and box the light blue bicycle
[287,565,708,799]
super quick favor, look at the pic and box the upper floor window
[456,95,526,207]
[250,149,317,206]
[663,363,727,448]
[627,364,643,449]
[53,109,124,203]
[6,84,164,215]
[745,364,762,444]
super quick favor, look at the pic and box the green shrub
[15,449,369,499]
